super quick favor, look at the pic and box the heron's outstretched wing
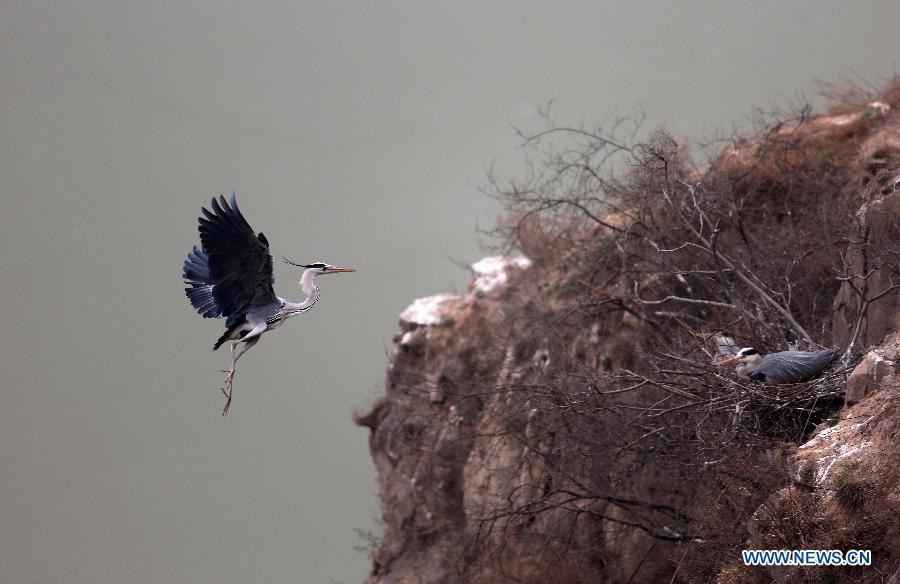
[758,350,839,383]
[197,193,277,318]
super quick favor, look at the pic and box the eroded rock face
[359,97,900,582]
[359,257,700,583]
[360,259,516,583]
[831,183,900,352]
[845,340,898,404]
[362,256,900,583]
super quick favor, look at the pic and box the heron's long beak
[329,267,356,273]
[717,356,741,366]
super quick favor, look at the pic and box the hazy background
[2,2,899,582]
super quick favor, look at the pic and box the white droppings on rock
[662,526,683,539]
[796,414,876,485]
[868,101,891,114]
[590,322,601,345]
[675,273,694,295]
[815,439,871,484]
[399,293,459,327]
[799,420,869,448]
[471,255,532,293]
[532,348,551,369]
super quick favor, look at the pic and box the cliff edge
[358,81,900,583]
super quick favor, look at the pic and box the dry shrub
[460,79,900,581]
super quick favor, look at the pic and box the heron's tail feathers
[212,331,229,351]
[212,320,243,351]
[183,246,224,318]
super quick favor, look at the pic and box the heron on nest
[183,193,354,415]
[717,347,839,384]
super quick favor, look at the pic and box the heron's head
[283,257,355,275]
[717,347,761,367]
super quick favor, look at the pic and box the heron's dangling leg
[220,324,266,416]
[221,341,241,386]
[221,336,261,416]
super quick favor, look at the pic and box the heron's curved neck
[299,269,319,304]
[283,269,319,313]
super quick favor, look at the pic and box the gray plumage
[719,347,839,384]
[183,193,280,350]
[182,193,354,414]
[183,246,222,319]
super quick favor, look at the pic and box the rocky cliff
[357,82,900,583]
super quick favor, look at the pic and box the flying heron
[182,193,354,415]
[717,347,839,384]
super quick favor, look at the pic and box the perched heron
[717,347,839,384]
[183,193,354,415]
